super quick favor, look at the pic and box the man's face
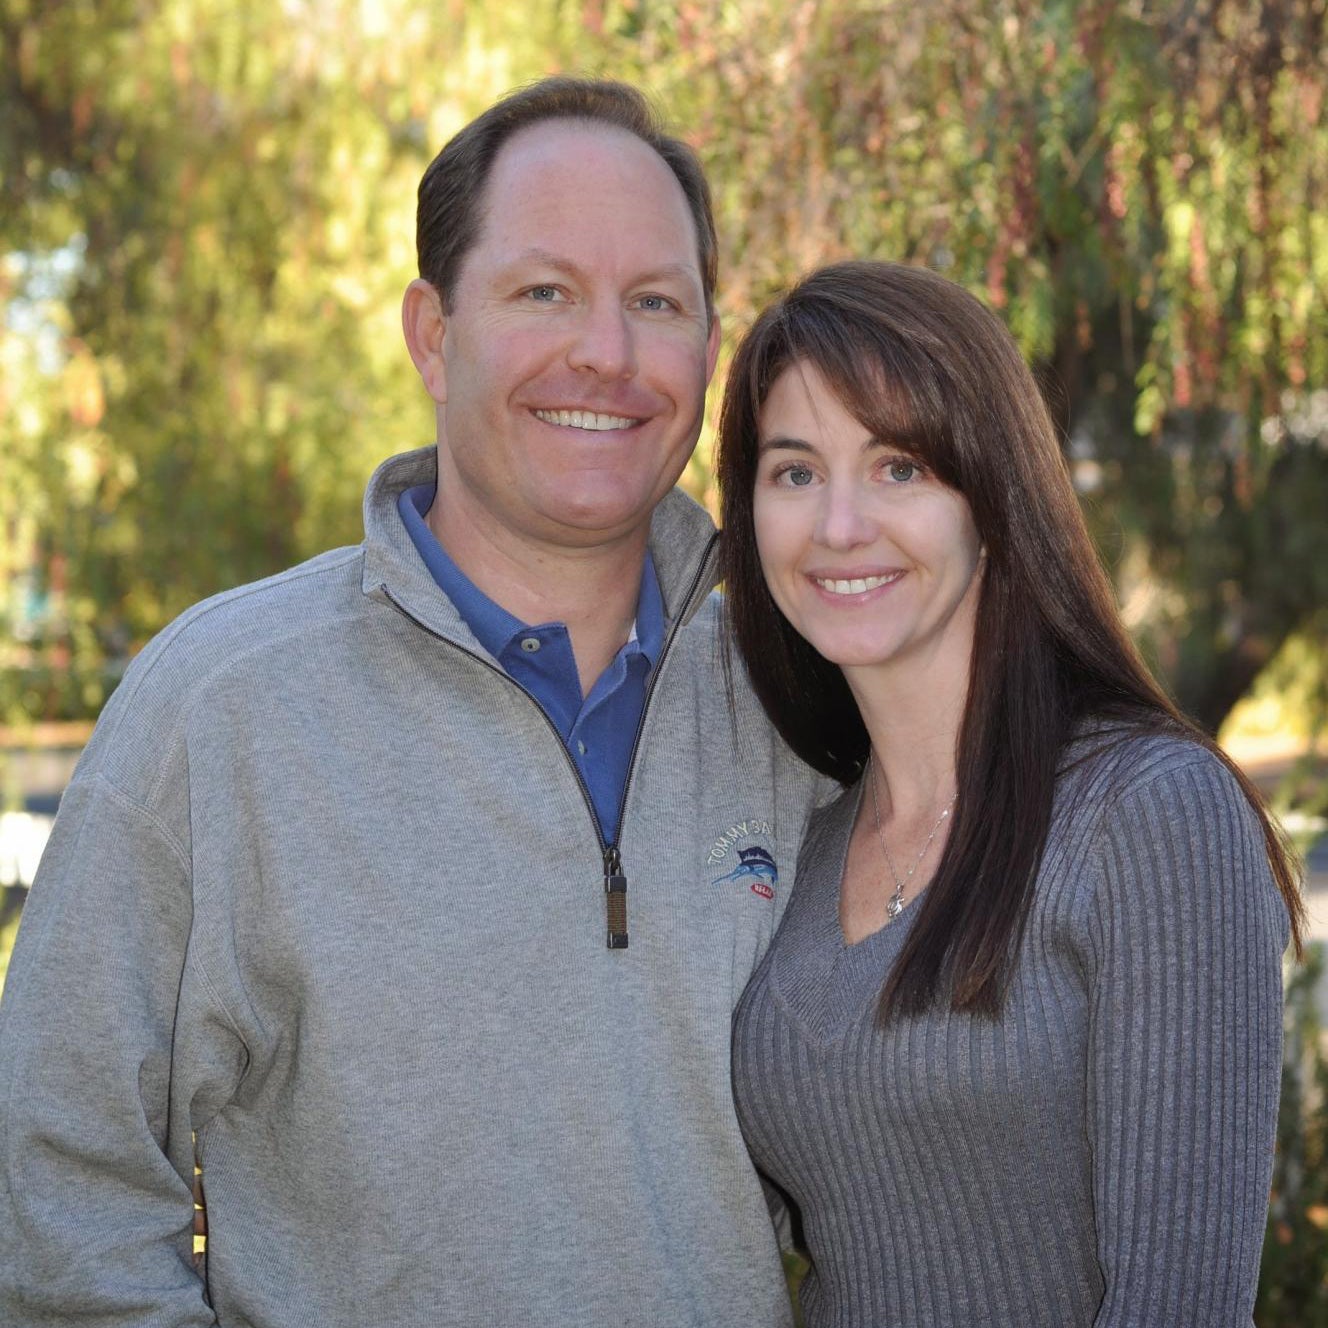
[425,120,719,556]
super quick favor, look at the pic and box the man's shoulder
[134,543,367,684]
[663,591,833,797]
[663,589,729,686]
[76,544,370,787]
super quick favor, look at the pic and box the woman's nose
[813,480,876,550]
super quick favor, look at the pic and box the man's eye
[527,286,560,302]
[636,294,676,312]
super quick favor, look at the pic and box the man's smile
[533,408,642,431]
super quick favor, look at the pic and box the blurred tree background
[3,0,1326,737]
[2,0,1327,1318]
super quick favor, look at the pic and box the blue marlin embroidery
[713,846,778,889]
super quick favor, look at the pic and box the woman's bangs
[801,321,957,483]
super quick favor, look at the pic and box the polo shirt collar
[398,483,665,667]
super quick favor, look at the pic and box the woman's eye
[887,459,918,482]
[777,464,815,487]
[636,294,675,312]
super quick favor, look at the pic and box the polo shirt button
[520,637,541,653]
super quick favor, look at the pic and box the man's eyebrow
[503,249,582,279]
[633,261,706,287]
[501,249,702,289]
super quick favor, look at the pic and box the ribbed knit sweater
[732,735,1289,1327]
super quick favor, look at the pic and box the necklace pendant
[868,754,958,930]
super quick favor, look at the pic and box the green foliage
[1225,626,1328,780]
[4,0,1327,734]
[782,1249,808,1328]
[1,0,589,723]
[619,0,1328,733]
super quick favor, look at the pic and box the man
[0,79,822,1326]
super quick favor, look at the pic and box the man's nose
[813,480,876,550]
[568,302,636,378]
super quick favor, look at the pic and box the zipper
[603,844,628,949]
[606,531,719,852]
[377,529,719,951]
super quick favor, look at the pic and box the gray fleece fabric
[0,446,825,1328]
[733,735,1290,1327]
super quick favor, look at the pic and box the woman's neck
[844,650,969,819]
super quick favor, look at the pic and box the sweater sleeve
[0,776,220,1327]
[1084,754,1288,1328]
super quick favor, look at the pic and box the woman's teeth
[813,573,901,595]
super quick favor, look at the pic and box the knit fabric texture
[732,734,1289,1328]
[0,448,826,1328]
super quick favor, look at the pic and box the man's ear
[402,278,448,404]
[704,311,721,386]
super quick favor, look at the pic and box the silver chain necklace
[868,754,957,922]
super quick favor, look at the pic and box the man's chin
[535,479,683,545]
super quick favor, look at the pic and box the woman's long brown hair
[717,260,1304,1019]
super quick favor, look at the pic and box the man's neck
[427,500,649,699]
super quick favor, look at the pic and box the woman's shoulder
[1047,722,1291,970]
[803,778,863,849]
[1042,723,1265,908]
[794,777,865,878]
[1056,723,1243,815]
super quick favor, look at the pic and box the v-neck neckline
[768,779,921,1047]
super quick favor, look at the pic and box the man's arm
[0,775,219,1327]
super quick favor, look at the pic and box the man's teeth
[534,409,637,430]
[814,573,901,595]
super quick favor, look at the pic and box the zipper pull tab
[604,845,628,949]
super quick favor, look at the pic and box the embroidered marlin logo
[713,846,779,899]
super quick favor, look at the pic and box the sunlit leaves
[1,0,1325,733]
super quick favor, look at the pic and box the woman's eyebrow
[756,435,900,456]
[756,436,817,455]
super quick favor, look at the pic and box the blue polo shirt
[398,484,664,846]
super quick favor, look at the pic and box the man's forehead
[473,120,701,259]
[490,117,666,176]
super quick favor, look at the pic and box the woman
[719,260,1303,1327]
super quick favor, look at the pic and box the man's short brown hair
[416,77,718,315]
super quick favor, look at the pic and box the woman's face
[752,359,984,684]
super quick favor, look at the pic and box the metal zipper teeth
[376,528,720,932]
